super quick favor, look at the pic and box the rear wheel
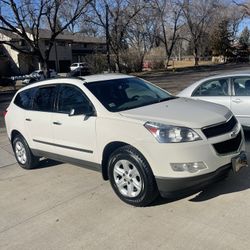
[12,135,39,169]
[108,146,158,206]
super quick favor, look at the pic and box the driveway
[0,129,250,250]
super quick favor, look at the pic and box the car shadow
[150,167,250,206]
[189,167,250,202]
[34,158,63,169]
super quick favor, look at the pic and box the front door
[52,84,97,162]
[191,77,231,108]
[231,76,250,127]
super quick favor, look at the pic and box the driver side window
[57,85,92,115]
[192,78,229,96]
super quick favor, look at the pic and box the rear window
[14,88,36,110]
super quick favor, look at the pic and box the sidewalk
[0,130,16,168]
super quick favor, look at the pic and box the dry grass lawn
[168,60,214,69]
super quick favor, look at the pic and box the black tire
[108,145,159,207]
[12,135,39,169]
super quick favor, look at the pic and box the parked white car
[178,72,250,128]
[22,69,57,85]
[4,74,247,206]
[70,62,88,71]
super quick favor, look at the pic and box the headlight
[144,122,202,143]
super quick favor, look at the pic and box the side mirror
[68,106,95,117]
[84,105,96,117]
[68,108,75,116]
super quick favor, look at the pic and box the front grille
[213,132,242,155]
[202,116,237,138]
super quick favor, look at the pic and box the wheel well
[11,130,23,143]
[101,141,128,180]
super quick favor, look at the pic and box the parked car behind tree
[22,69,57,85]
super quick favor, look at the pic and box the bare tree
[180,0,219,66]
[125,5,158,71]
[233,0,250,15]
[152,0,183,68]
[90,0,145,72]
[0,0,91,76]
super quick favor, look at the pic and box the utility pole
[106,4,111,72]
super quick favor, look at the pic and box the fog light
[170,162,207,173]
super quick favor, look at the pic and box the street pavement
[1,129,250,250]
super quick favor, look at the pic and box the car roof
[17,73,135,92]
[80,73,134,83]
[199,71,250,80]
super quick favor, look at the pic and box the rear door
[231,76,250,127]
[25,85,57,152]
[191,77,231,108]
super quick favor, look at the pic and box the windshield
[85,77,174,112]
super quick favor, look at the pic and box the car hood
[119,97,231,128]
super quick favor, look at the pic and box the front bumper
[156,150,248,198]
[156,163,231,198]
[139,127,245,178]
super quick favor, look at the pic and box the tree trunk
[115,52,122,73]
[44,49,51,78]
[194,46,199,66]
[36,51,47,79]
[139,55,144,72]
[165,54,172,70]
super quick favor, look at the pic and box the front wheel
[108,146,158,206]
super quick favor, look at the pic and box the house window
[57,42,66,46]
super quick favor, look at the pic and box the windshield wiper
[158,96,177,102]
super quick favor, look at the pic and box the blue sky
[238,17,250,34]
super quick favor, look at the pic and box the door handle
[53,122,62,125]
[25,118,32,121]
[232,99,242,104]
[232,98,242,103]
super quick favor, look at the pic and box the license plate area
[232,152,248,173]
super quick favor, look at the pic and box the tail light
[3,110,8,118]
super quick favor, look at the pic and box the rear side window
[14,88,36,110]
[33,86,56,112]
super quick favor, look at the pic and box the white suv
[4,74,247,206]
[70,62,88,71]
